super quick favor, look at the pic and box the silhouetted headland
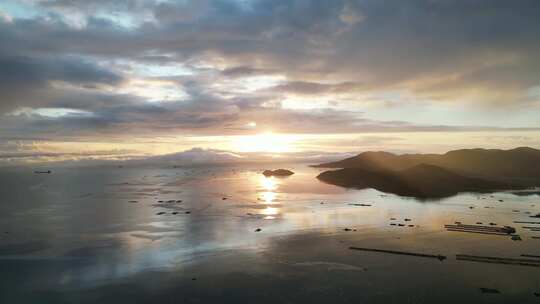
[315,147,540,198]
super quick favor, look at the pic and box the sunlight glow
[118,79,188,102]
[235,132,296,152]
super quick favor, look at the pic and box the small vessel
[34,170,51,174]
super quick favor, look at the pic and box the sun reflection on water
[261,176,277,191]
[261,191,276,204]
[259,175,281,218]
[261,207,279,220]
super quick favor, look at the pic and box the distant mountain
[314,147,540,185]
[142,148,244,165]
[125,149,354,167]
[317,164,524,199]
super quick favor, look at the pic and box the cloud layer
[1,0,540,164]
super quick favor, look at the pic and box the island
[263,169,295,177]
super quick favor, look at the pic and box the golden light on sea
[259,175,280,219]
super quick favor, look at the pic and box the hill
[314,147,540,185]
[317,164,524,199]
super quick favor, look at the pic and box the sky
[1,0,540,165]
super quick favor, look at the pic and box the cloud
[220,66,278,78]
[268,81,364,95]
[0,143,357,166]
[3,1,540,105]
[0,10,12,23]
[0,55,124,112]
[339,1,364,27]
[0,137,136,164]
[1,0,540,162]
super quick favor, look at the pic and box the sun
[234,131,295,153]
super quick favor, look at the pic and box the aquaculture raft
[444,224,516,235]
[349,247,446,261]
[457,254,540,267]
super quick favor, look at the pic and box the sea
[0,164,539,303]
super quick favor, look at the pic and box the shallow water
[0,165,539,303]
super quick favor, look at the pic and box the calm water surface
[0,165,539,303]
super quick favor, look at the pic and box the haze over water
[1,165,539,303]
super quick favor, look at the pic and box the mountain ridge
[314,147,540,198]
[314,147,540,183]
